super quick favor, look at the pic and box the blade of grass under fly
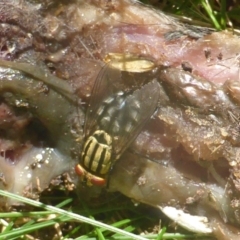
[63,225,81,240]
[0,190,149,240]
[74,233,209,240]
[1,221,14,233]
[156,226,166,240]
[0,215,70,239]
[78,197,106,240]
[0,198,73,218]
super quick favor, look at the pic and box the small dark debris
[181,61,193,72]
[204,48,211,60]
[217,52,223,60]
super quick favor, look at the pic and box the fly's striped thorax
[81,130,112,175]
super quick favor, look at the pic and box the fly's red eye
[75,164,85,176]
[90,176,106,186]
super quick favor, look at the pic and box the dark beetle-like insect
[75,65,160,186]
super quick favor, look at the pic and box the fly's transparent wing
[83,65,122,137]
[105,80,160,159]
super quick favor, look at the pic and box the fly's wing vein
[84,65,122,137]
[110,80,160,159]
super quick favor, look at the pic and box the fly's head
[75,164,106,186]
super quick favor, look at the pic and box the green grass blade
[0,190,148,240]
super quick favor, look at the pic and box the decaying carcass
[0,0,240,239]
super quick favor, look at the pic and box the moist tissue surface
[1,0,240,239]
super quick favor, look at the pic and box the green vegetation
[143,0,240,31]
[0,190,213,239]
[1,0,239,239]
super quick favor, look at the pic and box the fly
[75,65,160,186]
